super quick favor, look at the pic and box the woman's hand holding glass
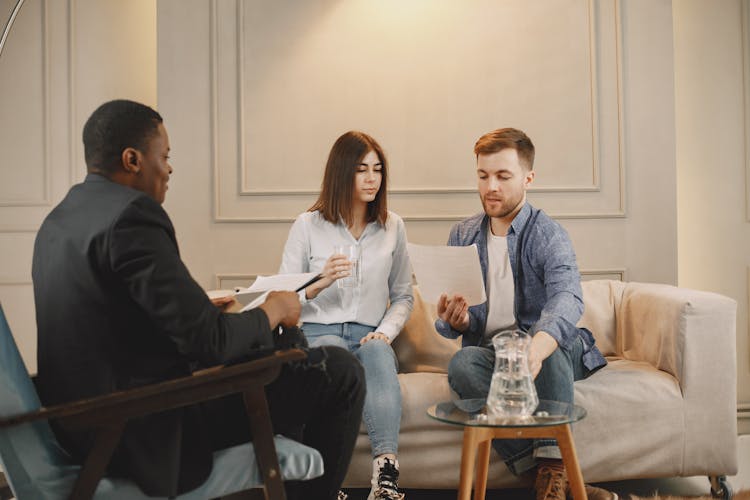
[304,252,353,299]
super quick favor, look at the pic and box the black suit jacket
[32,174,275,496]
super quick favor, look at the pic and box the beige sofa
[343,280,738,489]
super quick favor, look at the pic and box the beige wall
[0,0,746,432]
[158,0,677,290]
[673,0,750,433]
[0,0,156,373]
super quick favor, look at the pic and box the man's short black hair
[82,99,163,174]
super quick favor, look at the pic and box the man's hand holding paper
[236,272,319,312]
[258,290,302,329]
[436,293,470,332]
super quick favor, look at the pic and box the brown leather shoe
[583,485,619,500]
[535,463,569,500]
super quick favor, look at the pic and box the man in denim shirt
[435,128,610,500]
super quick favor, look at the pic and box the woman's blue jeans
[448,336,587,475]
[302,322,401,457]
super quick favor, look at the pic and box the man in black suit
[32,99,365,499]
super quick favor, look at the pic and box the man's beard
[481,193,524,219]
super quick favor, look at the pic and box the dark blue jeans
[447,336,587,475]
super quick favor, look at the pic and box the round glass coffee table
[427,399,587,500]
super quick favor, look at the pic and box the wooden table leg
[458,428,480,500]
[555,424,587,500]
[452,418,587,500]
[474,436,492,500]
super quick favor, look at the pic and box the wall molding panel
[580,268,626,281]
[0,0,76,236]
[743,0,750,222]
[0,281,32,287]
[0,225,41,234]
[68,0,78,187]
[210,0,626,223]
[739,403,750,423]
[216,273,258,290]
[0,0,51,208]
[739,401,750,434]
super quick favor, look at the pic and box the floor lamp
[0,2,24,499]
[0,0,25,60]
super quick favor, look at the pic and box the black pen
[235,274,324,295]
[295,274,323,292]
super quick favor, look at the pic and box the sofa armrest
[616,283,735,385]
[616,282,738,474]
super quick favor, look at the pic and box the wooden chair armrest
[0,348,306,430]
[0,348,305,500]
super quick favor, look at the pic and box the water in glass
[334,244,361,288]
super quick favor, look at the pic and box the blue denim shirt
[435,203,606,371]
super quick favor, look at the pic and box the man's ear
[524,169,535,188]
[121,147,140,174]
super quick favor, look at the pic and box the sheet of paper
[237,272,318,312]
[242,272,318,294]
[407,243,487,306]
[239,291,270,313]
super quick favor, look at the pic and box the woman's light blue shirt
[279,210,414,341]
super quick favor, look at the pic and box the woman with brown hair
[280,131,413,500]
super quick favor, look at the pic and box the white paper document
[406,243,487,306]
[237,272,318,312]
[241,273,318,294]
[238,293,269,313]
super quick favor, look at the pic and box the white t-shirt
[484,230,516,345]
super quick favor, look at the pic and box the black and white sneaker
[368,457,405,500]
[337,491,349,500]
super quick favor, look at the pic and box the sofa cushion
[578,280,625,357]
[398,372,456,432]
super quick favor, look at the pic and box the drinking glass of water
[334,244,361,288]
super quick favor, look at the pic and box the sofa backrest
[581,279,711,380]
[396,280,734,384]
[394,281,627,374]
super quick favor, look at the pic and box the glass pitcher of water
[486,329,539,417]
